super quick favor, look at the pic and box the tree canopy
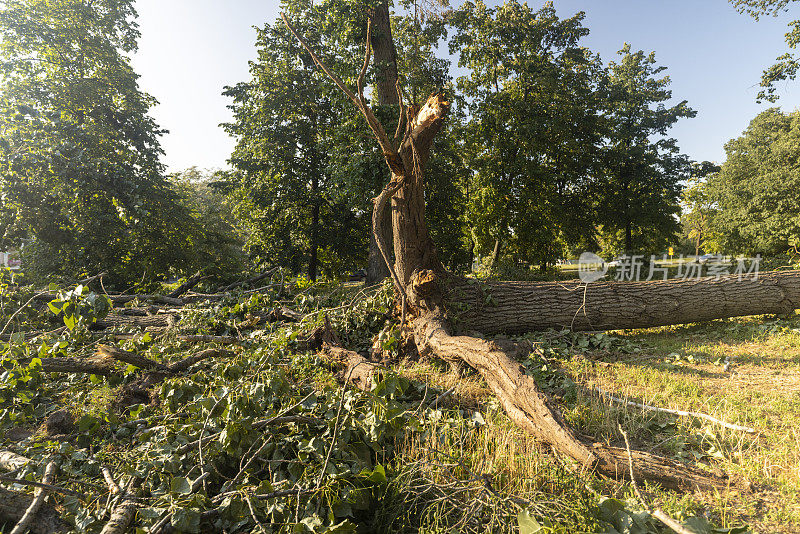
[0,0,196,285]
[707,107,800,255]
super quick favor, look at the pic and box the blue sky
[131,0,800,172]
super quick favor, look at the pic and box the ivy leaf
[517,509,543,534]
[170,476,192,495]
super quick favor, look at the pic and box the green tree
[594,45,695,255]
[223,15,365,280]
[0,0,191,285]
[450,0,603,269]
[169,167,247,280]
[707,108,800,255]
[731,0,800,101]
[681,161,721,256]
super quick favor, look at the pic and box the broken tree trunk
[447,270,800,334]
[281,12,740,492]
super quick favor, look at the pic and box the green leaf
[517,509,542,534]
[9,332,25,345]
[322,520,357,533]
[170,476,192,495]
[363,464,387,484]
[47,300,63,314]
[63,314,75,331]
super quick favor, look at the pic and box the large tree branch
[280,12,401,173]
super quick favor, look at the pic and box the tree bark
[412,312,727,491]
[367,211,392,285]
[366,0,399,286]
[0,486,68,534]
[448,270,800,335]
[490,238,501,270]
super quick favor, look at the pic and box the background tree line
[0,0,797,288]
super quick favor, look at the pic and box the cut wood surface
[322,345,382,391]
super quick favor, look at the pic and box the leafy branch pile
[0,274,749,533]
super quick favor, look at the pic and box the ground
[0,277,798,533]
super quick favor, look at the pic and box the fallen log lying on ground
[22,346,234,379]
[450,270,800,334]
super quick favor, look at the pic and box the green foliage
[594,45,695,255]
[169,167,247,279]
[730,0,800,102]
[707,108,800,256]
[46,283,112,330]
[222,9,368,281]
[451,0,603,266]
[0,0,200,286]
[681,161,722,255]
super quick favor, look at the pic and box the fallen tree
[449,270,800,334]
[282,9,800,494]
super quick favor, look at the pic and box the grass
[3,275,799,532]
[389,313,800,533]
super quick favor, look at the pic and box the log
[9,460,59,534]
[99,477,142,534]
[412,313,728,491]
[0,450,30,472]
[93,314,176,330]
[38,357,115,376]
[168,271,207,298]
[95,345,169,371]
[322,345,383,391]
[0,487,68,534]
[167,349,234,373]
[449,270,800,334]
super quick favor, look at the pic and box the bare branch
[598,387,756,433]
[280,12,401,169]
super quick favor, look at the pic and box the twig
[598,387,756,433]
[9,459,58,534]
[619,425,696,534]
[150,473,209,534]
[0,290,49,338]
[280,13,398,158]
[315,362,363,494]
[428,387,455,409]
[0,473,84,498]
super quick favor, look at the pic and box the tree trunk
[367,211,391,285]
[366,0,399,286]
[490,238,501,270]
[449,270,800,334]
[309,199,319,282]
[281,12,780,495]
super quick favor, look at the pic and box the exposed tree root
[411,312,729,492]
